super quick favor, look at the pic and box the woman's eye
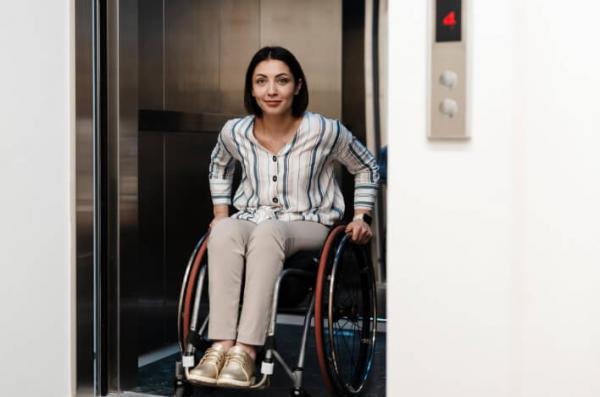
[277,78,290,85]
[255,79,266,85]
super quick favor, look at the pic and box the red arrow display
[442,11,457,27]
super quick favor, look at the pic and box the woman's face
[251,59,301,117]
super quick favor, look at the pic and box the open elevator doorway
[76,0,387,395]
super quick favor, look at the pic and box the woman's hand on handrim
[345,220,373,245]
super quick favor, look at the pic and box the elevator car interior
[75,1,387,396]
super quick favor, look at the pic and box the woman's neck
[258,113,299,137]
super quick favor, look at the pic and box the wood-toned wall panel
[165,0,221,113]
[259,0,342,118]
[219,0,260,115]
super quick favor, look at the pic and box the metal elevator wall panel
[219,0,261,115]
[260,0,342,118]
[75,0,94,395]
[138,120,226,355]
[165,0,222,113]
[107,0,139,391]
[137,0,341,117]
[138,0,164,110]
[137,132,166,352]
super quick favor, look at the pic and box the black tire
[315,227,377,396]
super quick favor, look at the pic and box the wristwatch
[352,213,372,225]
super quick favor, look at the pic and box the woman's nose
[267,81,277,95]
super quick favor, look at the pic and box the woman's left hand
[345,220,373,245]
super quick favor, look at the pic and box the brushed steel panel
[106,0,139,391]
[165,0,221,113]
[118,0,140,391]
[106,2,121,390]
[219,0,260,115]
[138,132,167,353]
[260,0,342,119]
[75,0,95,394]
[138,0,164,110]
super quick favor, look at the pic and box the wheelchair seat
[278,250,319,311]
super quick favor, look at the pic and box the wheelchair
[173,223,378,397]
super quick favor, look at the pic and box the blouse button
[272,197,279,203]
[272,155,277,162]
[272,176,277,182]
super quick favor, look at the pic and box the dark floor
[133,324,386,397]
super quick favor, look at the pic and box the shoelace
[223,351,251,374]
[199,347,225,366]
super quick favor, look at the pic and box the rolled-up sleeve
[332,122,380,210]
[209,121,237,206]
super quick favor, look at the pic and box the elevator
[75,1,387,395]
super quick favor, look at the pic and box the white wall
[388,1,600,396]
[513,2,600,395]
[0,2,74,396]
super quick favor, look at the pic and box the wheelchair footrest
[186,377,268,390]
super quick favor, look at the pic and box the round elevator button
[439,98,458,117]
[439,70,458,88]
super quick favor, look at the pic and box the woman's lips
[264,100,281,107]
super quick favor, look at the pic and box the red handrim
[181,237,209,349]
[314,224,346,395]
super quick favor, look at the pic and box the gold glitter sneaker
[216,346,256,388]
[187,344,228,384]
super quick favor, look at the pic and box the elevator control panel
[430,0,468,139]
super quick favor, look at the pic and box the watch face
[363,214,373,226]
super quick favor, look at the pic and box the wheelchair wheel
[177,232,209,353]
[314,225,377,396]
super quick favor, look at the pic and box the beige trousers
[207,218,329,345]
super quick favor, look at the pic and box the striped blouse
[208,111,379,226]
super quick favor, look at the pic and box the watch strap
[352,213,372,225]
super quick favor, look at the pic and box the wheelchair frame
[174,224,377,397]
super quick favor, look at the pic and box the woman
[188,46,379,388]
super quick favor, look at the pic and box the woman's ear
[295,79,303,95]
